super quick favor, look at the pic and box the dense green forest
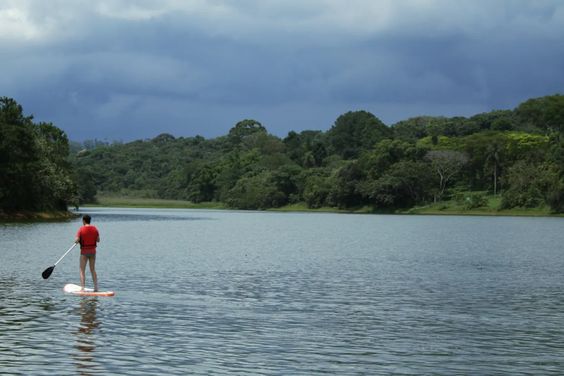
[70,94,564,213]
[0,97,75,214]
[2,94,564,215]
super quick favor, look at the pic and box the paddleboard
[63,283,115,297]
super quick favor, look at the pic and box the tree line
[2,94,564,214]
[0,97,75,213]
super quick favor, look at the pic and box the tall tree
[0,98,38,211]
[228,119,266,146]
[425,150,468,201]
[327,111,391,159]
[484,140,503,195]
[515,94,564,134]
[1,97,75,212]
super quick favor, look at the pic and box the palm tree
[484,139,504,196]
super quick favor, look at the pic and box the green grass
[86,194,563,217]
[403,195,556,217]
[269,203,373,214]
[86,195,225,210]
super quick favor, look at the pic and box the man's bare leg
[79,255,87,290]
[88,255,98,292]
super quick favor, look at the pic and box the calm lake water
[1,208,564,375]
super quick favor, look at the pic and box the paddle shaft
[54,243,78,266]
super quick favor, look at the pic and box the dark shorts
[80,250,96,257]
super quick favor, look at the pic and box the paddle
[42,243,77,279]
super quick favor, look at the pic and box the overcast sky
[1,0,563,141]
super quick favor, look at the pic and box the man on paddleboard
[75,215,100,291]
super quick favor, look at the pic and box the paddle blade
[42,266,55,279]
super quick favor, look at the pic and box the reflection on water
[73,298,100,375]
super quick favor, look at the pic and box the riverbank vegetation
[91,194,225,209]
[2,94,564,217]
[89,194,560,217]
[71,94,564,215]
[0,97,76,219]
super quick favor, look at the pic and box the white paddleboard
[63,283,115,297]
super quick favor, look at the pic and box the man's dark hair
[82,215,92,224]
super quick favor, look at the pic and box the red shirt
[76,225,99,255]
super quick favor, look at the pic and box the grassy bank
[269,203,374,214]
[87,195,226,210]
[0,210,78,222]
[401,195,559,217]
[84,194,562,217]
[89,195,369,213]
[402,204,553,216]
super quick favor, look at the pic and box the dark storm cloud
[1,0,563,140]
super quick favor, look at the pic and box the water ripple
[2,210,564,374]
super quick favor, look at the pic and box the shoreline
[80,196,564,218]
[2,204,562,221]
[0,210,79,222]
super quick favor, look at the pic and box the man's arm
[75,228,81,244]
